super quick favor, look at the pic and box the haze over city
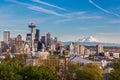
[0,0,120,43]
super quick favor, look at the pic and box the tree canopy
[109,59,120,80]
[0,58,22,80]
[0,55,60,80]
[76,63,103,80]
[20,66,59,80]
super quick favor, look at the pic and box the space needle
[29,23,36,56]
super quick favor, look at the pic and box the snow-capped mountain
[63,41,120,47]
[78,36,100,42]
[62,36,120,47]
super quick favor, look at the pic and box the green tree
[0,55,60,80]
[83,63,102,76]
[68,63,80,73]
[12,54,27,66]
[76,63,103,80]
[20,66,60,80]
[109,59,120,80]
[67,63,80,80]
[0,59,23,80]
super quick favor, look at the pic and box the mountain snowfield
[77,36,101,42]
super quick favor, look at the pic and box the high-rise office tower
[54,37,58,44]
[26,33,31,47]
[4,30,10,44]
[50,38,54,44]
[96,44,104,55]
[35,29,40,42]
[37,41,42,51]
[46,32,51,46]
[26,33,31,41]
[41,36,46,45]
[16,34,22,42]
[79,45,85,55]
[15,34,22,47]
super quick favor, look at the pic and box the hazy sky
[0,0,120,43]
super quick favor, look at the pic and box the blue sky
[0,0,120,43]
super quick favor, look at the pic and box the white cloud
[88,0,120,17]
[28,5,65,17]
[95,32,120,43]
[108,20,120,24]
[54,15,102,23]
[63,11,86,19]
[5,0,66,17]
[78,16,102,19]
[99,33,120,37]
[32,0,66,11]
[65,11,86,16]
[54,18,72,23]
[5,0,30,6]
[0,29,27,32]
[97,33,113,36]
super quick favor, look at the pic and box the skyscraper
[54,37,58,44]
[4,30,10,44]
[26,33,31,44]
[26,33,31,51]
[35,29,40,42]
[46,32,51,46]
[79,45,85,55]
[15,34,22,48]
[37,41,42,51]
[41,36,46,45]
[96,44,104,55]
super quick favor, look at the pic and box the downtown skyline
[0,0,120,43]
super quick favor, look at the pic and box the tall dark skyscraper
[41,36,46,45]
[54,37,58,44]
[46,32,51,46]
[35,29,40,42]
[37,41,42,51]
[26,33,31,42]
